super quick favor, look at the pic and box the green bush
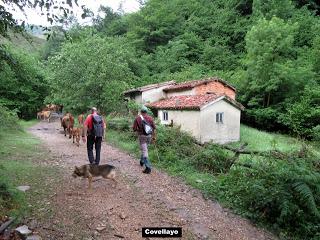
[107,117,131,131]
[0,104,19,132]
[312,125,320,141]
[190,144,231,174]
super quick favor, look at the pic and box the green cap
[141,105,148,113]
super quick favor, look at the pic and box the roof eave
[200,96,244,111]
[147,106,200,111]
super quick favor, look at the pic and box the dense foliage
[0,43,47,119]
[0,104,19,132]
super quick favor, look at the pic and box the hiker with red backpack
[133,106,156,174]
[82,107,106,165]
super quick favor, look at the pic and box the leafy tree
[0,0,82,36]
[252,0,295,19]
[46,36,138,113]
[279,86,320,138]
[0,43,47,119]
[241,17,315,129]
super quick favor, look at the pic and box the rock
[15,225,32,236]
[119,213,127,220]
[26,235,42,240]
[17,186,30,192]
[96,226,107,232]
[196,179,203,183]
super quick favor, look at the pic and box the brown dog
[72,164,117,189]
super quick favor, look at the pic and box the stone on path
[15,225,32,236]
[17,186,30,192]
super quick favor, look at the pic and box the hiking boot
[143,167,151,174]
[140,156,145,167]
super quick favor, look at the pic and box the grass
[229,124,302,151]
[227,124,320,158]
[0,120,60,221]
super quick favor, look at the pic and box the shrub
[190,144,231,173]
[107,117,131,131]
[0,104,19,132]
[312,125,320,141]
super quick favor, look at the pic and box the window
[216,112,224,123]
[163,111,168,121]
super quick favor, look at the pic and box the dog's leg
[111,178,117,188]
[88,176,93,190]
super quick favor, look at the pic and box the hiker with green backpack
[133,106,156,174]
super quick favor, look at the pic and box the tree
[241,17,315,129]
[0,43,47,118]
[46,36,138,113]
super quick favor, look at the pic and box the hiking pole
[153,142,161,164]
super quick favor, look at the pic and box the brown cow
[41,111,51,122]
[78,114,84,126]
[61,113,74,138]
[71,127,82,147]
[37,111,43,120]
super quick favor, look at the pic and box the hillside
[0,29,45,54]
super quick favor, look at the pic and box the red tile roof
[123,81,175,95]
[147,94,244,110]
[163,77,236,92]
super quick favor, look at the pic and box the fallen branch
[114,234,125,238]
[221,144,266,155]
[0,218,15,234]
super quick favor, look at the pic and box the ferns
[211,154,320,239]
[292,181,320,218]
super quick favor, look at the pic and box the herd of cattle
[37,104,85,147]
[36,104,63,122]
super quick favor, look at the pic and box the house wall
[166,89,193,98]
[158,109,201,141]
[200,100,240,144]
[194,82,236,99]
[141,85,170,104]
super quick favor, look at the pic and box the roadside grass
[0,120,60,222]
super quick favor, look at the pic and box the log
[0,218,15,234]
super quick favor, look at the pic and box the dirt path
[28,121,275,240]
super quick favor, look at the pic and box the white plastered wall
[200,100,241,144]
[158,109,201,141]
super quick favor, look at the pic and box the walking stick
[153,142,161,163]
